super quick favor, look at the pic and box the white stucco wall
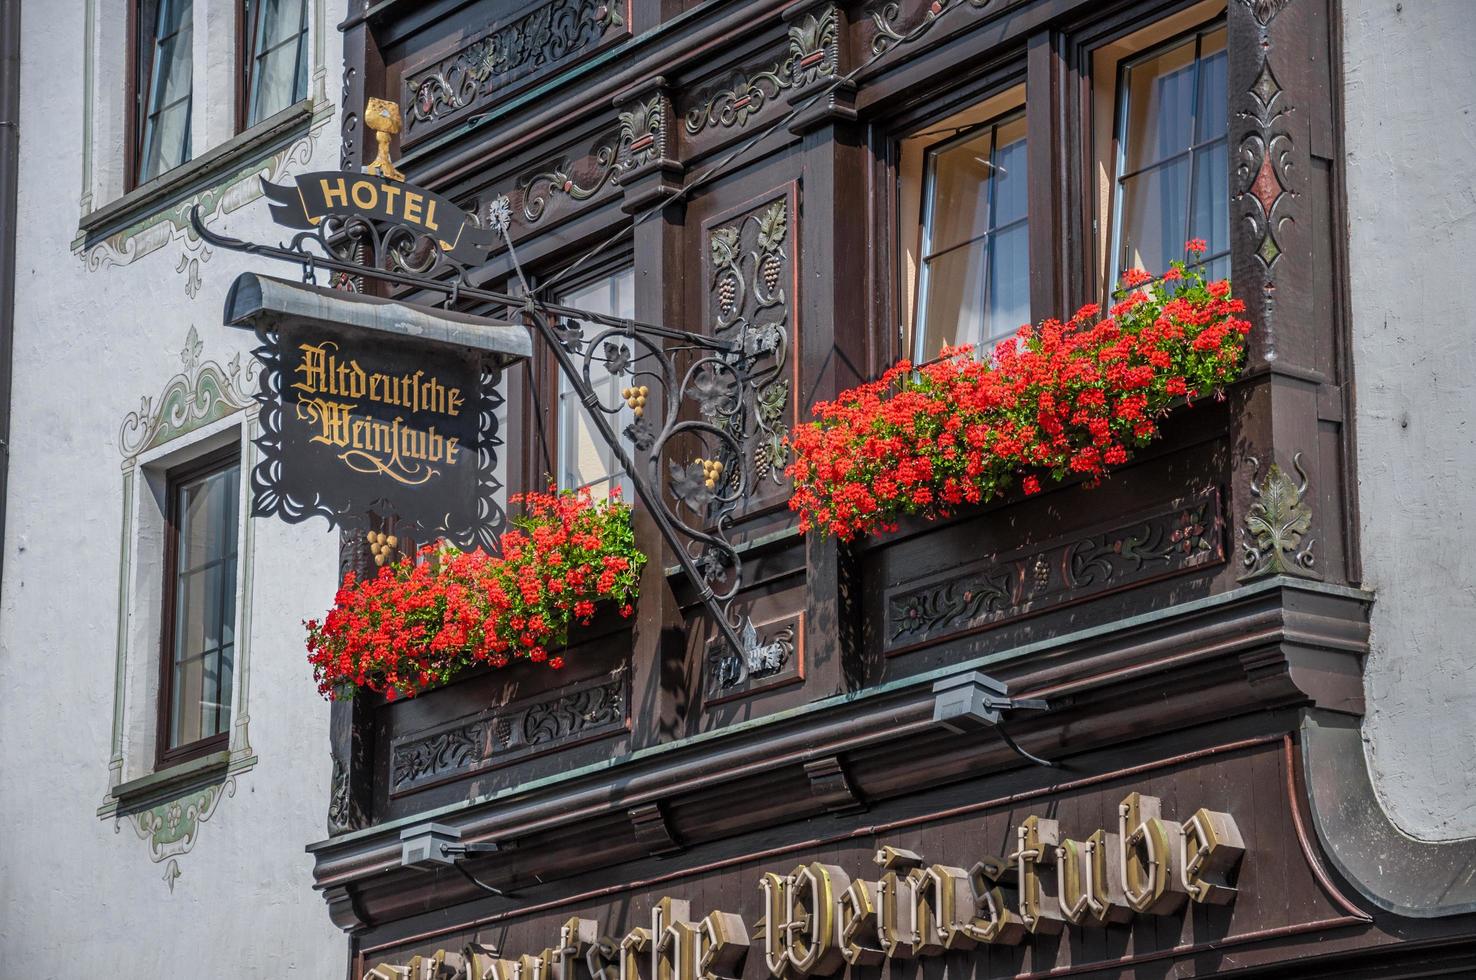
[0,1,347,973]
[1344,0,1476,840]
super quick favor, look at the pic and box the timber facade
[311,1,1476,976]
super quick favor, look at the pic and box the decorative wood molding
[402,0,629,140]
[387,667,630,797]
[803,755,866,814]
[884,488,1226,653]
[702,188,798,516]
[628,802,683,856]
[613,78,682,212]
[1238,454,1318,581]
[682,5,842,138]
[703,612,804,705]
[864,0,994,57]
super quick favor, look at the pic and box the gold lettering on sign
[290,340,466,486]
[1013,816,1066,935]
[1119,792,1189,915]
[362,795,1243,980]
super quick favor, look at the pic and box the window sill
[109,749,231,809]
[76,99,316,248]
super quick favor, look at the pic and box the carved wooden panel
[387,667,629,797]
[702,611,804,706]
[701,185,800,520]
[399,0,632,147]
[883,488,1226,653]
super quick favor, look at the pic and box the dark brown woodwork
[308,0,1451,973]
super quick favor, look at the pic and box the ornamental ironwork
[191,107,775,658]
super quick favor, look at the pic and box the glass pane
[167,458,239,750]
[1190,138,1229,260]
[917,239,988,357]
[923,129,995,256]
[986,221,1031,344]
[247,0,307,124]
[1118,156,1190,278]
[556,267,635,499]
[139,0,193,182]
[174,570,212,667]
[1121,36,1196,174]
[250,45,298,123]
[990,117,1029,227]
[257,0,304,46]
[1196,31,1228,143]
[171,656,205,746]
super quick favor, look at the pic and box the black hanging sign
[260,171,499,265]
[223,272,529,551]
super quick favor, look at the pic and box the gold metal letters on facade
[365,794,1242,979]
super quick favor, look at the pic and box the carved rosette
[403,0,626,135]
[1238,454,1317,580]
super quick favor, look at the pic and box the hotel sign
[267,319,486,539]
[364,792,1244,979]
[260,171,498,265]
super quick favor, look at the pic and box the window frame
[1105,14,1230,289]
[911,107,1032,361]
[238,0,311,134]
[529,249,637,501]
[154,442,241,769]
[128,0,195,191]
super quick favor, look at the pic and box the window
[134,0,194,186]
[1110,22,1229,284]
[158,447,240,764]
[554,266,635,500]
[913,112,1030,359]
[242,0,310,129]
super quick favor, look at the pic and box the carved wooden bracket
[783,1,855,134]
[629,802,683,856]
[614,77,683,213]
[803,755,866,815]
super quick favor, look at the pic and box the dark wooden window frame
[910,105,1031,359]
[1104,14,1231,288]
[884,0,1230,343]
[155,443,241,769]
[127,0,194,192]
[237,0,311,135]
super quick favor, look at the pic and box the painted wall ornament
[118,325,256,458]
[1239,453,1317,579]
[119,777,236,892]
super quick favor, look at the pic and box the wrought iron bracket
[191,200,760,655]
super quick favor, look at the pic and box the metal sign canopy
[196,166,765,660]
